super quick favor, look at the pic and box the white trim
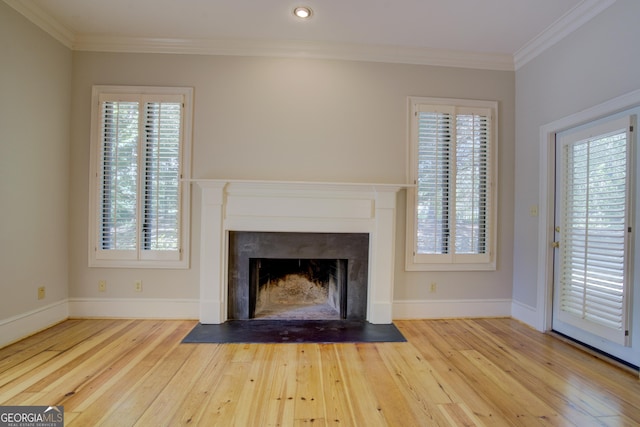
[535,89,640,332]
[72,36,514,71]
[68,298,199,319]
[0,300,68,348]
[88,85,193,269]
[511,299,539,328]
[195,180,406,324]
[406,97,498,271]
[393,299,512,320]
[5,0,615,71]
[514,0,617,70]
[3,0,75,48]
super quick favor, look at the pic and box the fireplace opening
[249,258,347,320]
[228,231,369,321]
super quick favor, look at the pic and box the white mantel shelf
[190,179,411,324]
[185,178,413,190]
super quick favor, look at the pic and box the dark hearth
[182,320,406,344]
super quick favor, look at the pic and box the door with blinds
[552,115,634,350]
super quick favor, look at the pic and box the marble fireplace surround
[194,180,407,324]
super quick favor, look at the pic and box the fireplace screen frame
[227,231,369,320]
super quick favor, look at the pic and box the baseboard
[393,298,512,320]
[0,300,69,348]
[510,299,541,330]
[68,297,199,319]
[2,298,520,348]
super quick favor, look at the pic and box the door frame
[535,89,640,333]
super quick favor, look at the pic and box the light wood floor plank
[319,344,357,426]
[332,344,388,427]
[1,318,639,426]
[473,318,640,422]
[0,320,134,403]
[355,343,436,426]
[459,319,614,423]
[396,320,511,427]
[293,344,326,424]
[193,344,257,426]
[64,320,196,426]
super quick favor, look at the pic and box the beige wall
[0,2,71,320]
[513,0,640,309]
[69,52,515,306]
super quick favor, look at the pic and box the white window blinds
[416,109,452,255]
[408,98,496,270]
[90,87,192,268]
[141,101,182,252]
[556,115,633,346]
[100,100,139,252]
[455,111,490,256]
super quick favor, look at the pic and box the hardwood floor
[1,318,639,426]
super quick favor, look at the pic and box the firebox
[228,231,369,320]
[250,258,348,319]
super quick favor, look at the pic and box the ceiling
[5,0,615,70]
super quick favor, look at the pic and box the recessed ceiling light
[293,6,313,19]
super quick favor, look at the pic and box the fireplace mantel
[190,179,410,324]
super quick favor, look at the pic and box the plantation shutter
[556,116,632,346]
[455,109,490,258]
[415,106,453,256]
[413,104,492,264]
[96,94,183,262]
[99,97,139,258]
[141,99,182,259]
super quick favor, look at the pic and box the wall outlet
[135,280,143,292]
[430,282,437,293]
[37,286,46,300]
[98,280,106,292]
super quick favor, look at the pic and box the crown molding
[73,35,515,71]
[3,0,513,70]
[4,0,74,48]
[6,0,616,72]
[514,0,617,70]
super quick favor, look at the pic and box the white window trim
[88,85,193,269]
[405,96,498,271]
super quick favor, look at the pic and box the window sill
[405,259,496,272]
[89,259,190,269]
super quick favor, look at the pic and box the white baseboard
[0,300,69,348]
[510,299,542,331]
[68,298,199,319]
[3,297,524,348]
[393,298,512,320]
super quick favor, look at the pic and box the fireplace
[227,231,369,320]
[194,180,406,324]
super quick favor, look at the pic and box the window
[89,86,193,268]
[406,97,497,271]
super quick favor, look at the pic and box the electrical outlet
[430,282,437,293]
[135,280,143,292]
[98,280,106,292]
[37,286,46,300]
[529,205,539,217]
